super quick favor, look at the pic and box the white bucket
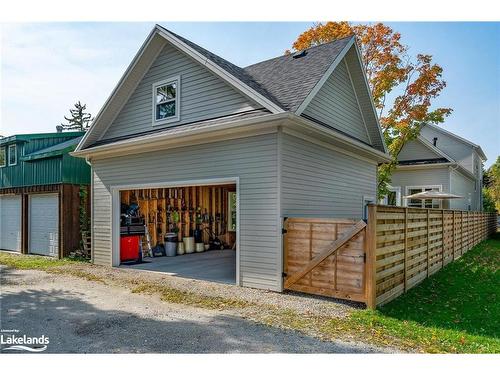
[177,241,185,255]
[195,243,205,253]
[183,237,195,254]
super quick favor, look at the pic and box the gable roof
[424,123,487,161]
[0,132,83,146]
[22,136,82,161]
[76,25,386,155]
[396,136,478,181]
[243,36,354,112]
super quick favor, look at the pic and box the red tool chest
[120,235,140,262]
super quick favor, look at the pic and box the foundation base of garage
[120,249,236,284]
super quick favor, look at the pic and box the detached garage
[0,132,91,258]
[72,26,390,292]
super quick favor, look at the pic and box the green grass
[378,233,499,339]
[340,233,500,352]
[0,252,69,270]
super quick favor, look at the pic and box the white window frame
[152,75,180,126]
[8,144,17,166]
[404,185,442,209]
[0,147,5,167]
[379,185,401,206]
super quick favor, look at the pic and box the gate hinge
[282,272,287,278]
[282,228,287,234]
[363,253,366,263]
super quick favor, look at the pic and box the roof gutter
[71,113,288,159]
[72,112,391,164]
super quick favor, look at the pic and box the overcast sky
[0,22,498,167]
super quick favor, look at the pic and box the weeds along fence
[365,205,497,308]
[283,207,497,309]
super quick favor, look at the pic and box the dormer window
[152,76,180,125]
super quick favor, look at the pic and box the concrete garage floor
[121,249,236,284]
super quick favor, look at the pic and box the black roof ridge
[243,34,354,69]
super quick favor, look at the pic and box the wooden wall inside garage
[120,184,236,247]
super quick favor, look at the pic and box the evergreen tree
[60,101,93,131]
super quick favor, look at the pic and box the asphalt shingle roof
[243,36,353,111]
[162,26,353,112]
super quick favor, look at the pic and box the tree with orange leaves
[288,22,452,198]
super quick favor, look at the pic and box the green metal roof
[22,136,82,161]
[0,131,84,146]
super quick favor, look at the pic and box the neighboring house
[0,132,91,257]
[72,25,390,292]
[384,123,486,210]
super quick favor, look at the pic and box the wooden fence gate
[283,218,368,304]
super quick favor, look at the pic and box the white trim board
[295,37,355,115]
[76,25,284,153]
[156,25,283,114]
[344,59,372,145]
[110,177,241,286]
[72,112,392,163]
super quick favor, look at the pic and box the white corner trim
[344,58,372,145]
[151,75,181,126]
[295,37,355,115]
[351,41,388,153]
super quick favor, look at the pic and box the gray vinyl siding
[390,167,451,208]
[101,43,261,141]
[420,126,475,173]
[398,139,441,161]
[280,133,377,219]
[302,59,371,144]
[91,133,280,291]
[343,47,385,152]
[449,169,479,211]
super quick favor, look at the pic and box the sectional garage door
[29,194,59,257]
[0,195,22,252]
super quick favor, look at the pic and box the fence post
[452,211,455,261]
[365,204,377,309]
[404,207,408,292]
[426,209,430,277]
[442,210,445,268]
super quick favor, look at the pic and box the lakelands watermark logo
[1,329,49,352]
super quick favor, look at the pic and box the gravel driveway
[0,266,386,353]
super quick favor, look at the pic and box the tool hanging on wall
[144,225,153,257]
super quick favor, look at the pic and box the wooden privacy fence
[366,205,497,308]
[283,208,497,308]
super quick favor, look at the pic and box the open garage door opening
[117,182,237,285]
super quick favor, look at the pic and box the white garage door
[0,195,22,252]
[29,194,59,257]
